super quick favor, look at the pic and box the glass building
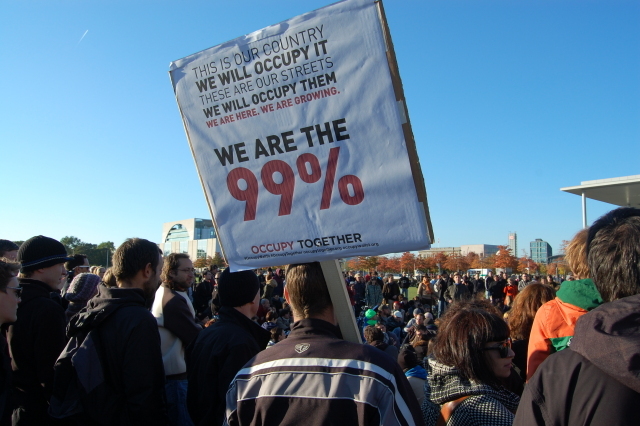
[530,239,552,264]
[159,218,220,260]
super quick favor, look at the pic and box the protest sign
[170,0,433,271]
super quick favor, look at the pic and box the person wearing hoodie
[515,207,640,425]
[525,228,602,380]
[54,238,168,425]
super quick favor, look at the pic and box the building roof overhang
[560,175,640,208]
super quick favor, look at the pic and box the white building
[158,218,220,260]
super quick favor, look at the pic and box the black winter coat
[187,306,270,426]
[8,279,67,425]
[63,285,169,425]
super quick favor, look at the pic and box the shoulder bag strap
[436,396,470,426]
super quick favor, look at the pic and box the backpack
[49,312,123,425]
[49,324,106,421]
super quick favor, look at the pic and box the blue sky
[2,0,637,257]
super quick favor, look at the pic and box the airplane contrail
[77,30,88,45]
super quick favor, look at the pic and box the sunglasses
[5,286,22,298]
[482,338,512,358]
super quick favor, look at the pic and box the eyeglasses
[176,268,195,274]
[482,338,512,358]
[5,286,22,298]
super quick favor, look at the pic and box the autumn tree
[518,257,539,274]
[346,257,362,271]
[492,246,519,271]
[193,256,212,268]
[211,252,226,268]
[465,252,480,269]
[360,256,380,273]
[415,256,436,274]
[443,253,470,274]
[478,254,494,269]
[399,252,416,274]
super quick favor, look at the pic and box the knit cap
[218,268,260,308]
[17,236,73,272]
[65,273,101,304]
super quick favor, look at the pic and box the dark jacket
[192,279,213,319]
[488,278,506,298]
[225,318,423,426]
[382,281,400,302]
[8,278,67,425]
[436,278,449,300]
[472,278,485,294]
[0,336,12,425]
[187,306,270,426]
[514,293,640,426]
[63,285,168,425]
[445,283,470,302]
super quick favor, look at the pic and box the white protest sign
[170,0,432,271]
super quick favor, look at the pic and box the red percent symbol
[226,147,364,221]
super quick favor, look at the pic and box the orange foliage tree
[361,256,380,273]
[443,253,470,273]
[415,256,436,274]
[399,252,416,274]
[518,257,539,274]
[492,246,519,271]
[465,252,480,269]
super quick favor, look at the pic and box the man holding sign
[224,262,423,426]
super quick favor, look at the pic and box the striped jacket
[224,318,423,426]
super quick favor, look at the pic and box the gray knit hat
[65,273,101,304]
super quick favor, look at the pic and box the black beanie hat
[217,268,260,308]
[17,236,73,272]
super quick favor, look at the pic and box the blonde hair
[564,229,589,279]
[285,263,332,319]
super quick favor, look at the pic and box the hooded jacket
[422,358,520,426]
[526,278,602,380]
[61,285,168,425]
[514,293,640,426]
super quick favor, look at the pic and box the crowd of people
[0,205,638,425]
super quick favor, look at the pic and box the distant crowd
[0,206,638,425]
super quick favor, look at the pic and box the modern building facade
[508,232,517,257]
[159,218,220,260]
[419,244,499,258]
[530,239,552,264]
